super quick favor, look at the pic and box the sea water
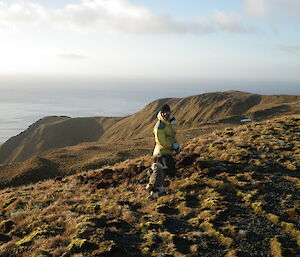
[0,77,299,143]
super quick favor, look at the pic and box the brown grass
[1,91,300,189]
[0,115,299,256]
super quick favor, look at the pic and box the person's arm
[174,129,178,145]
[170,117,178,142]
[170,117,179,149]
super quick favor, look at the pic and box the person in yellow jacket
[153,104,180,178]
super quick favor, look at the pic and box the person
[153,104,180,178]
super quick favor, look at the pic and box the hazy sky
[0,0,299,80]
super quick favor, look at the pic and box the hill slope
[0,115,299,257]
[1,91,300,165]
[98,91,300,141]
[0,116,122,164]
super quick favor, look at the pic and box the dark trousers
[157,155,177,178]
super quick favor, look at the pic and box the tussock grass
[270,237,283,257]
[0,115,299,256]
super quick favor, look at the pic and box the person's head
[160,104,171,120]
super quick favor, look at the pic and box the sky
[0,0,299,81]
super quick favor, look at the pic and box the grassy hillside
[1,91,300,165]
[0,139,153,189]
[0,116,299,257]
[0,91,299,189]
[98,91,300,141]
[0,116,122,163]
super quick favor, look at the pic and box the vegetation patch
[0,116,299,256]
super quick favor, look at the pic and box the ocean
[0,77,299,143]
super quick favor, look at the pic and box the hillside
[0,139,153,189]
[1,91,300,165]
[0,116,122,164]
[0,91,299,189]
[0,116,299,257]
[98,91,300,141]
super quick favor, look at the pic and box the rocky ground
[0,116,299,257]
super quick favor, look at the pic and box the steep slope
[0,116,299,257]
[0,116,122,163]
[0,116,68,163]
[101,91,300,141]
[99,91,261,141]
[0,91,300,165]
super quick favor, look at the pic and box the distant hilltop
[0,90,299,188]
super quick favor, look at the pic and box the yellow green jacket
[153,111,178,156]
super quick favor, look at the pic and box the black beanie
[160,104,170,112]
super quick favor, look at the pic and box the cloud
[0,0,256,35]
[244,0,269,18]
[244,0,300,18]
[212,10,256,33]
[0,1,47,25]
[58,53,86,60]
[280,0,300,17]
[280,45,300,53]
